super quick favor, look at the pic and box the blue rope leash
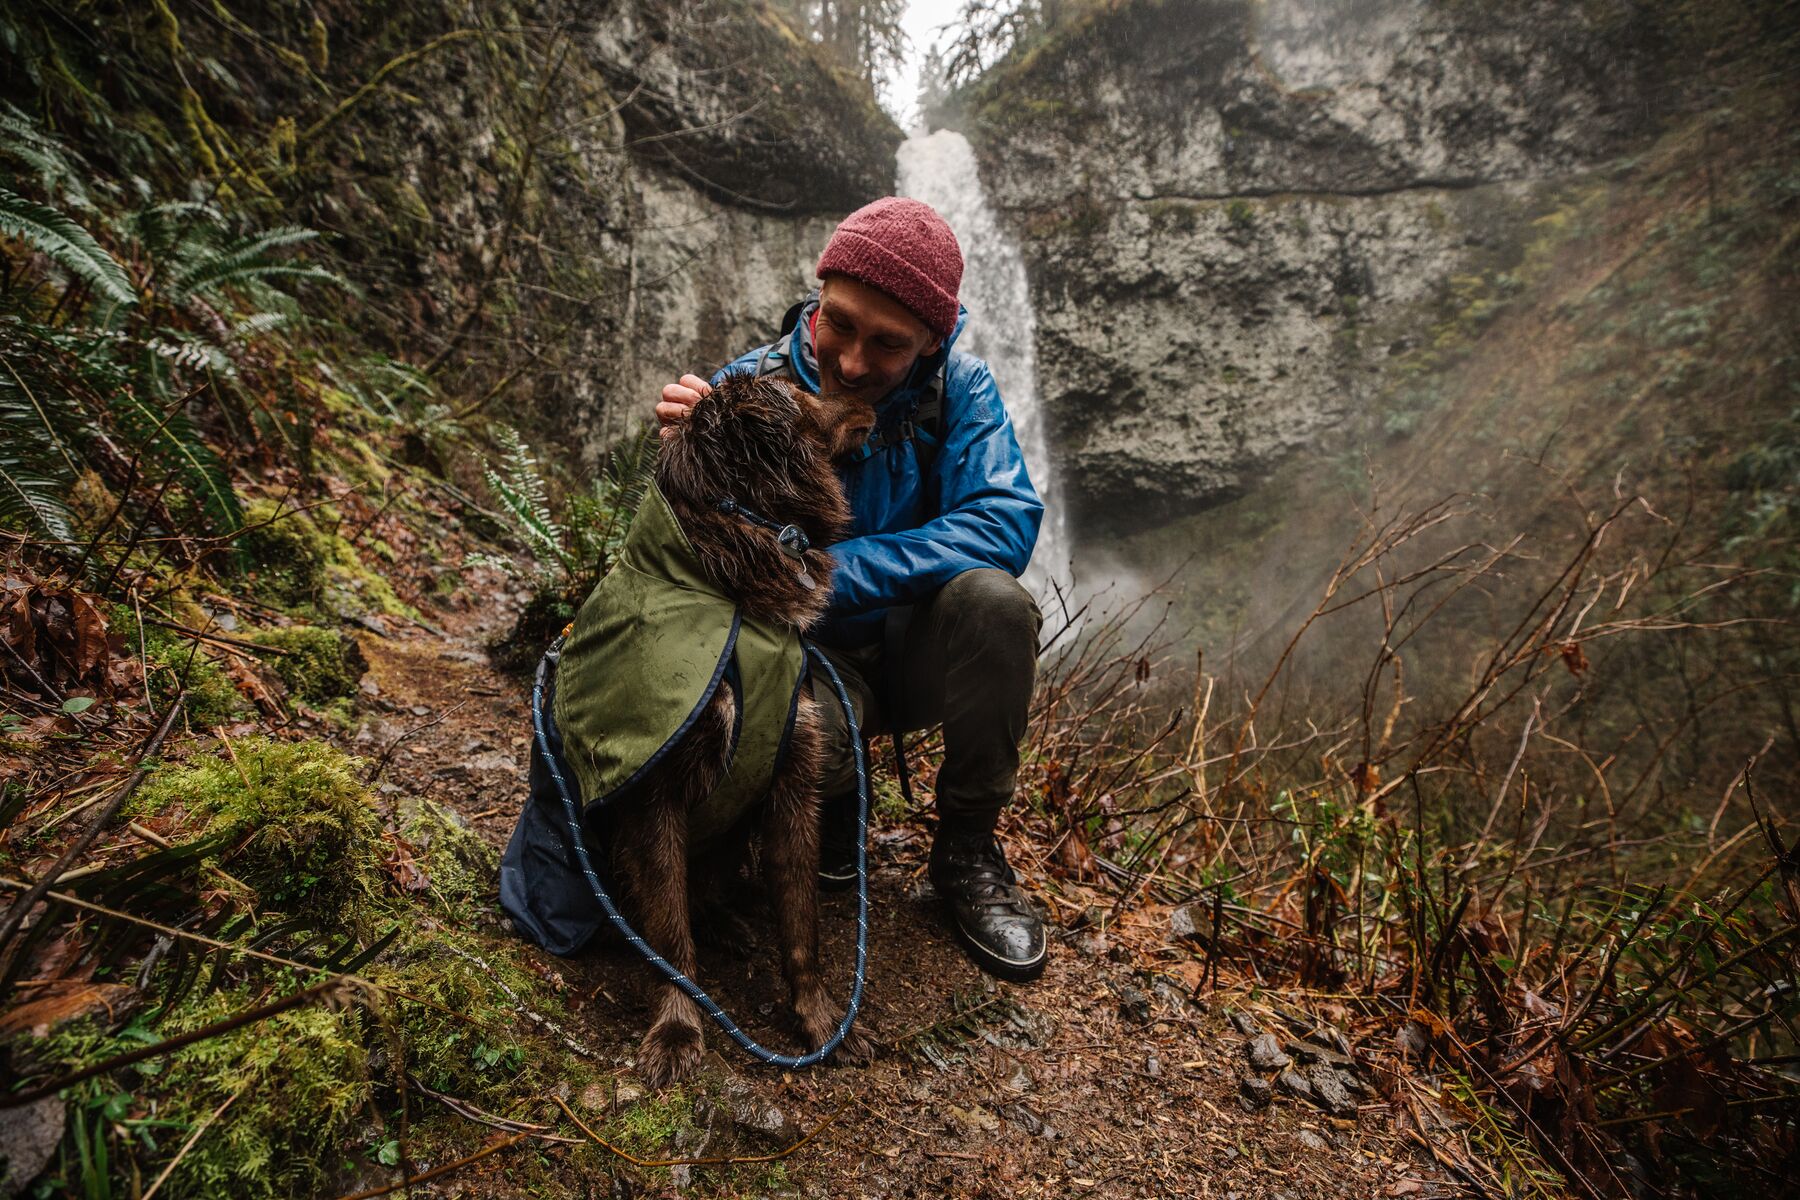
[530,638,869,1068]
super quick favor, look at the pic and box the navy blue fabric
[716,298,1043,648]
[500,669,608,955]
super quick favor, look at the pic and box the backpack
[752,298,947,471]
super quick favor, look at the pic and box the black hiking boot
[817,791,860,892]
[929,823,1047,982]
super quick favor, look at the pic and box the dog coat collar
[551,481,807,844]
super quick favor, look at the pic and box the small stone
[359,677,382,695]
[1169,902,1202,939]
[1297,1129,1329,1152]
[1227,1009,1262,1038]
[0,1096,64,1193]
[1306,1063,1358,1117]
[1237,1075,1273,1112]
[409,704,431,716]
[999,1102,1056,1138]
[1276,1067,1314,1100]
[1247,1032,1292,1070]
[1115,983,1152,1024]
[1145,1054,1161,1077]
[1286,1038,1353,1068]
[722,1077,794,1142]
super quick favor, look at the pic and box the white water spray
[896,130,1073,607]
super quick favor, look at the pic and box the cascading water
[896,131,1074,611]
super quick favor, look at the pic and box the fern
[481,425,570,574]
[0,452,76,542]
[0,185,136,306]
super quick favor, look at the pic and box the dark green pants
[811,568,1042,824]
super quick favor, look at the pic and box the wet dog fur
[609,372,875,1087]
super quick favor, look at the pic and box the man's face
[814,276,943,406]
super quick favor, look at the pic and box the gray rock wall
[964,0,1662,534]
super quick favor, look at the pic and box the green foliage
[237,498,416,619]
[468,424,655,606]
[0,108,349,558]
[0,183,134,305]
[127,738,383,922]
[251,624,366,707]
[107,604,245,728]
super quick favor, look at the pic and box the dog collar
[715,498,815,588]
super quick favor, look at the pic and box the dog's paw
[638,1021,704,1088]
[829,1024,875,1067]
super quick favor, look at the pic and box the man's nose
[838,341,869,383]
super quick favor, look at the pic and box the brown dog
[610,372,875,1086]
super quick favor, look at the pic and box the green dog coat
[551,481,807,842]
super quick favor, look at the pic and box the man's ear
[924,336,943,356]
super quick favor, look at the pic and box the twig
[141,1087,244,1200]
[364,700,469,784]
[330,1130,531,1200]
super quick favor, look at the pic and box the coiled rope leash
[530,638,869,1068]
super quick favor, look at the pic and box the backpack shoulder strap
[752,299,810,381]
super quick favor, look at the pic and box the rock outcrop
[963,0,1666,534]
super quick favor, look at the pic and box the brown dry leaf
[1055,828,1098,880]
[1352,761,1381,792]
[0,981,132,1038]
[381,831,430,893]
[1559,640,1590,677]
[220,652,286,715]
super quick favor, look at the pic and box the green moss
[1226,198,1255,229]
[237,498,418,620]
[252,624,367,707]
[108,605,245,728]
[398,798,499,915]
[127,738,383,921]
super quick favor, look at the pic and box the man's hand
[656,374,712,439]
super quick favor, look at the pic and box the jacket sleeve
[825,358,1043,617]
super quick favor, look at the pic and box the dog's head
[659,373,873,545]
[656,374,874,625]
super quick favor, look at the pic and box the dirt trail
[342,592,1442,1199]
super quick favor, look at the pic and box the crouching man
[657,198,1048,981]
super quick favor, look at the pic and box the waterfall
[895,130,1073,609]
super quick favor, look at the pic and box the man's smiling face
[814,275,943,406]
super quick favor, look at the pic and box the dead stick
[329,1130,530,1200]
[141,1087,244,1200]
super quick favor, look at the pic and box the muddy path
[340,591,1444,1199]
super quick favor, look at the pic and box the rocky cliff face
[963,0,1666,535]
[298,0,900,459]
[26,0,899,463]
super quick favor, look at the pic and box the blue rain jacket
[715,296,1043,647]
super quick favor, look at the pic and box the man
[656,197,1049,981]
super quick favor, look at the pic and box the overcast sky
[888,0,967,129]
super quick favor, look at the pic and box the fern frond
[229,311,290,342]
[482,426,569,571]
[165,226,334,299]
[0,455,76,541]
[0,103,90,206]
[108,384,243,537]
[0,185,136,305]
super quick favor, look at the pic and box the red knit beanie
[816,198,963,340]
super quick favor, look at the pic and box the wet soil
[340,591,1446,1200]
